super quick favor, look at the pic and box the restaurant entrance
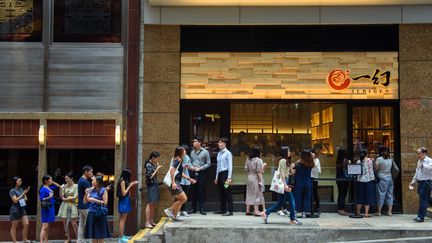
[180,100,401,212]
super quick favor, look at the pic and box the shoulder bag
[163,161,181,187]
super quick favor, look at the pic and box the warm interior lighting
[109,175,115,182]
[103,175,109,182]
[38,125,45,146]
[115,125,121,146]
[149,0,432,6]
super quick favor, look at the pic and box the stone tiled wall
[399,24,432,213]
[143,25,180,221]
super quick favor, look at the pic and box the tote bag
[269,170,285,194]
[163,161,181,187]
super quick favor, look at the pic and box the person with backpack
[117,169,139,241]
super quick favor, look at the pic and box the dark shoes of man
[188,209,197,214]
[413,217,425,222]
[213,211,226,214]
[222,211,233,216]
[200,210,207,215]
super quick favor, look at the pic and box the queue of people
[8,138,430,242]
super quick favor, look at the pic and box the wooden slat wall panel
[0,43,44,111]
[48,44,124,111]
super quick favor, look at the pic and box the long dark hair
[336,147,348,166]
[279,146,291,166]
[300,149,315,169]
[249,147,261,159]
[174,146,185,159]
[117,169,131,198]
[145,151,160,165]
[359,149,368,162]
[11,176,20,187]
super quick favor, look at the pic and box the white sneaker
[180,211,190,217]
[173,216,184,222]
[164,208,174,219]
[282,209,289,215]
[277,210,285,216]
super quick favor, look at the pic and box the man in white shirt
[410,147,432,222]
[214,137,233,216]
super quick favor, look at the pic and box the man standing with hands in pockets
[214,137,234,216]
[410,147,432,222]
[189,137,211,215]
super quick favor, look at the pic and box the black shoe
[214,211,226,214]
[413,217,424,222]
[200,210,207,215]
[222,211,233,216]
[188,209,197,214]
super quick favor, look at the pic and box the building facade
[1,0,432,240]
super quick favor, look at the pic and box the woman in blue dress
[294,149,315,218]
[117,169,139,241]
[39,175,60,243]
[85,175,110,242]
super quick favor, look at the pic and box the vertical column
[142,25,181,223]
[125,0,140,235]
[399,24,432,213]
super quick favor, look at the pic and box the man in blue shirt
[77,165,93,242]
[214,137,233,216]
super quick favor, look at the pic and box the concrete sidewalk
[161,213,432,243]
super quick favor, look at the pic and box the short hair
[419,147,428,154]
[82,165,93,174]
[42,175,51,185]
[218,137,229,144]
[195,137,204,144]
[249,147,261,159]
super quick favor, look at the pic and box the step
[337,236,432,243]
[131,217,169,243]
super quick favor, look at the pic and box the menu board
[0,0,33,34]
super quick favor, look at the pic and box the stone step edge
[335,236,432,243]
[132,217,169,243]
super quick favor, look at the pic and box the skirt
[356,181,376,206]
[147,184,160,203]
[10,206,26,221]
[118,196,132,214]
[169,182,184,196]
[58,202,78,218]
[85,211,111,240]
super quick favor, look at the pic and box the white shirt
[311,158,321,179]
[216,148,233,180]
[411,156,432,184]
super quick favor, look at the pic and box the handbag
[41,200,52,209]
[269,170,285,194]
[95,204,108,218]
[163,160,181,187]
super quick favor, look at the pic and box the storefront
[177,25,401,211]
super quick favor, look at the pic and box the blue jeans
[417,180,431,219]
[266,191,296,221]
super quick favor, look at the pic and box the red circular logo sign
[327,70,351,90]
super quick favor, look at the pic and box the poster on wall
[181,52,399,100]
[0,0,33,34]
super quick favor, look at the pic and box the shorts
[10,206,26,221]
[169,182,184,196]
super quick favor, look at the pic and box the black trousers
[336,180,349,211]
[312,180,320,211]
[217,170,233,212]
[190,170,207,211]
[180,184,190,212]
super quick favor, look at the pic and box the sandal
[151,222,157,227]
[261,212,269,224]
[253,212,262,217]
[374,213,382,216]
[290,220,303,225]
[386,213,393,217]
[145,224,154,229]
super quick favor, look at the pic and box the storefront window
[230,103,347,203]
[47,149,115,214]
[352,106,396,160]
[53,0,121,43]
[0,149,38,215]
[0,0,42,41]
